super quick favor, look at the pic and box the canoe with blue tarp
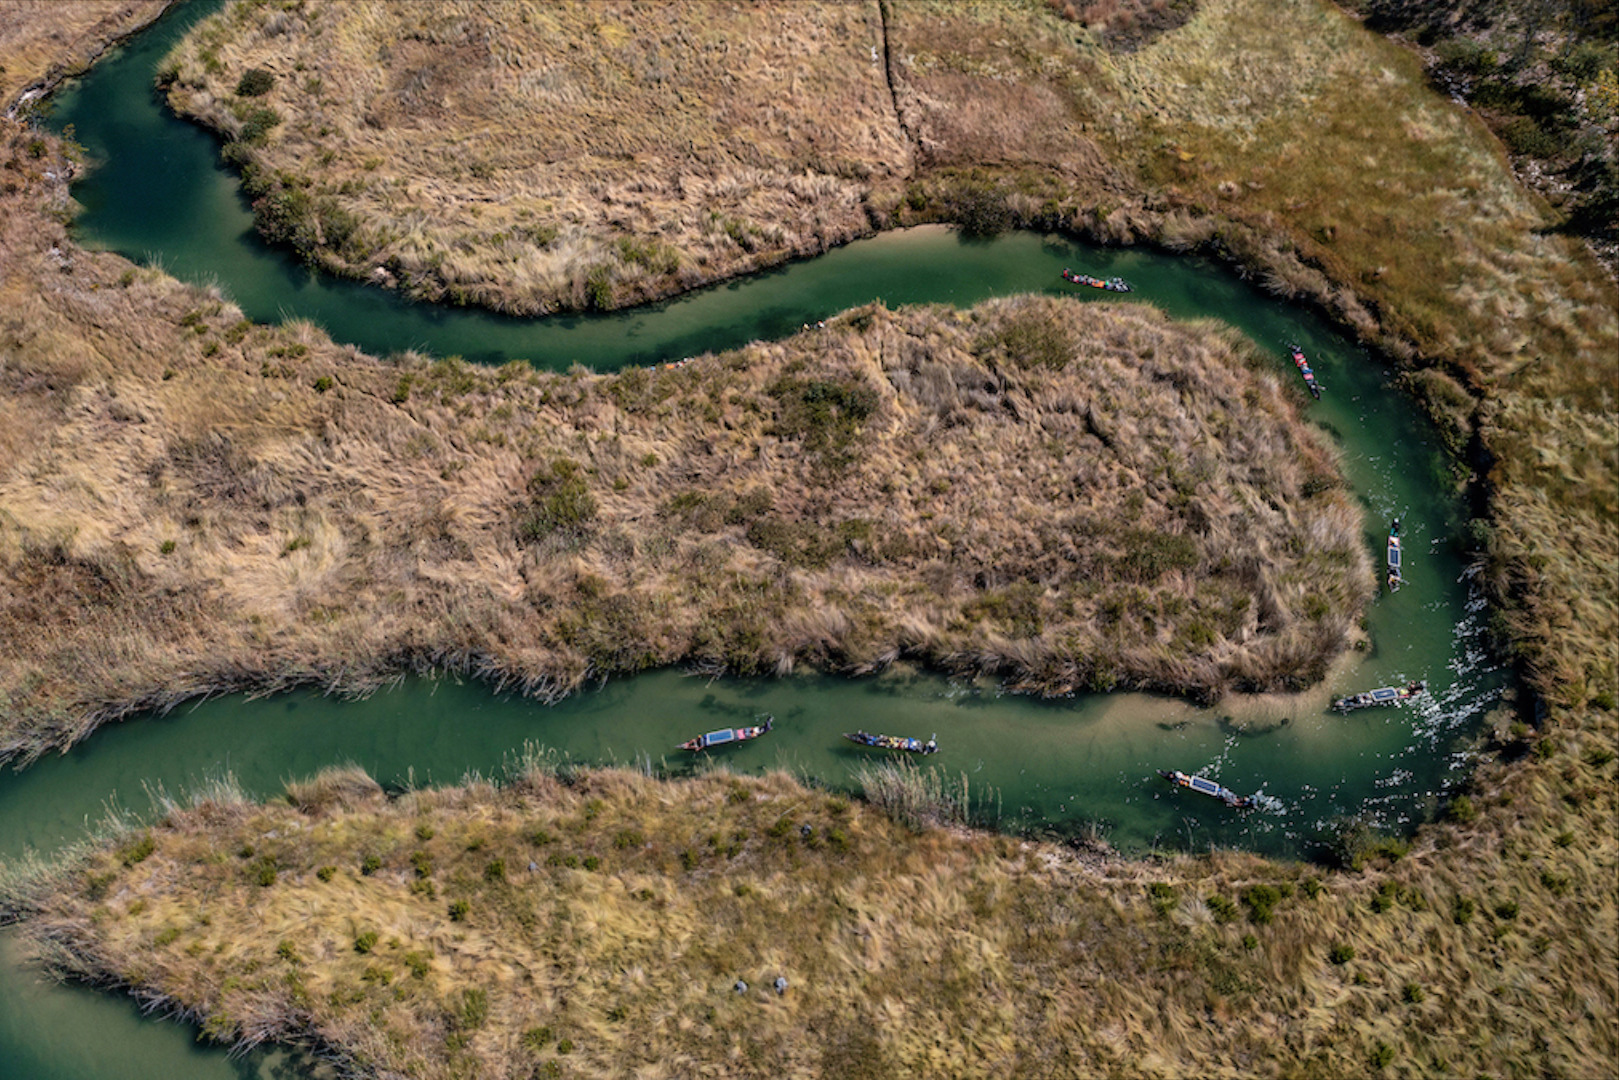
[1159,769,1255,809]
[678,715,773,751]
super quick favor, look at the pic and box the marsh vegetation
[0,123,1366,762]
[0,1,1615,1077]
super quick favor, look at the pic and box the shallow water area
[0,0,1512,1072]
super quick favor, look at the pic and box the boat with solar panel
[1158,769,1256,809]
[1386,518,1404,592]
[1332,680,1426,713]
[677,715,773,751]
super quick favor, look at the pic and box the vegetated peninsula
[0,762,1422,1078]
[0,0,169,110]
[0,122,1366,761]
[161,0,917,314]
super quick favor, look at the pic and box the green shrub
[316,865,336,882]
[1242,884,1282,924]
[948,181,1014,237]
[353,931,379,954]
[1435,38,1497,77]
[360,854,382,875]
[403,950,432,979]
[520,458,597,541]
[1453,895,1476,925]
[235,68,275,97]
[119,832,156,867]
[1207,895,1238,923]
[1499,116,1559,159]
[1328,943,1355,965]
[312,376,334,393]
[237,105,281,145]
[1446,794,1477,824]
[1402,982,1426,1004]
[1494,898,1519,920]
[1369,1041,1395,1069]
[448,899,470,922]
[457,988,489,1030]
[484,858,506,883]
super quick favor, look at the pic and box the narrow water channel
[2,1,1507,1074]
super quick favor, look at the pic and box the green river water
[1,2,1507,1075]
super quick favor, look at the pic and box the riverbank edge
[1,0,175,120]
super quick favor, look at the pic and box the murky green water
[2,0,1507,1074]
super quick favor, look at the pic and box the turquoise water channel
[1,1,1506,1075]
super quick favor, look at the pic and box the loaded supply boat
[843,730,939,754]
[1062,268,1133,293]
[678,715,773,752]
[1288,343,1322,399]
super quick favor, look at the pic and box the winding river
[2,2,1507,1075]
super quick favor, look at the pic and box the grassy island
[0,120,1366,760]
[0,1,1615,1078]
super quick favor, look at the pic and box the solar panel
[1191,776,1220,795]
[705,729,736,745]
[1370,687,1398,701]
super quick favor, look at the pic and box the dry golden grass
[0,0,169,110]
[160,0,912,313]
[7,755,1612,1079]
[0,119,1364,762]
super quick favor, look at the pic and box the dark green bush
[1453,895,1475,925]
[1242,883,1282,924]
[1446,794,1477,823]
[948,181,1014,238]
[1328,943,1355,964]
[235,68,275,97]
